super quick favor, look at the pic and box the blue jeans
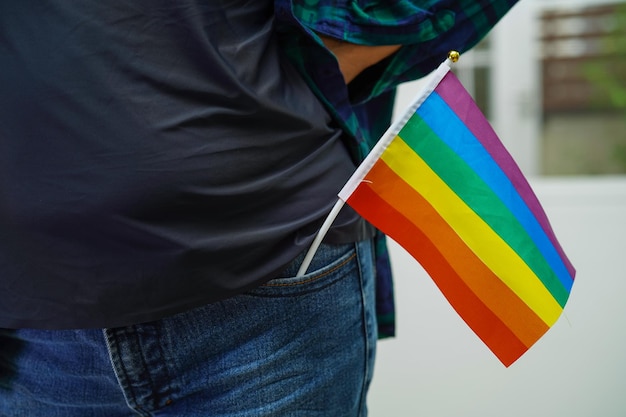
[0,241,377,416]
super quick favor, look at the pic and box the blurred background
[369,0,626,415]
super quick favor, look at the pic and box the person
[0,0,518,415]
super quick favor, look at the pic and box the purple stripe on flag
[435,72,575,277]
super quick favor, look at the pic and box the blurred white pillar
[489,0,541,176]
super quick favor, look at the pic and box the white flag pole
[296,198,346,277]
[296,51,459,277]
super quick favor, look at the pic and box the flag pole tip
[448,50,460,63]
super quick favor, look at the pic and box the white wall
[368,176,626,416]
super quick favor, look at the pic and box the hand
[318,34,401,84]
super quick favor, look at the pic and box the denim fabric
[0,240,377,416]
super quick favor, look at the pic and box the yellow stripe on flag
[380,137,563,326]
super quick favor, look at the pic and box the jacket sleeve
[291,0,520,102]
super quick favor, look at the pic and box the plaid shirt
[274,0,519,337]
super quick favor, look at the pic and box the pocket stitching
[263,251,356,288]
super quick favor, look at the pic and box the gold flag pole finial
[448,50,460,63]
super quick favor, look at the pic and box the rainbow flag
[338,59,575,367]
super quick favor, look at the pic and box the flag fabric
[338,60,576,367]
